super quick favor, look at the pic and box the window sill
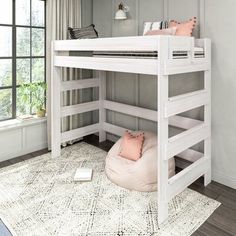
[0,116,47,132]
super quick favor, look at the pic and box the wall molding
[213,169,236,190]
[0,120,47,162]
[163,0,169,20]
[91,0,236,190]
[163,0,205,38]
[199,0,205,37]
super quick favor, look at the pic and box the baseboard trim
[212,170,236,190]
[0,143,48,163]
[0,120,48,163]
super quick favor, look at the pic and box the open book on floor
[74,168,93,182]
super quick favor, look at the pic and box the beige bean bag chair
[105,132,175,192]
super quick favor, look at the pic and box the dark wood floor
[0,135,236,236]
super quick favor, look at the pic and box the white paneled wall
[86,0,236,189]
[92,0,204,138]
[204,0,236,189]
[0,119,47,162]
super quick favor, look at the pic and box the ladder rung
[61,78,99,91]
[166,124,210,160]
[167,157,210,201]
[61,123,99,143]
[165,89,209,117]
[61,101,99,117]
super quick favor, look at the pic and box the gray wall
[82,0,236,189]
[81,0,93,27]
[204,0,236,188]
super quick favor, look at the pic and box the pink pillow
[169,17,196,36]
[119,131,145,161]
[144,27,177,36]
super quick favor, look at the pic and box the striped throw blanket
[68,24,98,39]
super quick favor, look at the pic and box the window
[0,0,46,121]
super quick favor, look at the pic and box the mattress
[93,47,204,59]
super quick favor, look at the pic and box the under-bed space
[51,35,211,225]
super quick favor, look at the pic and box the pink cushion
[144,27,177,36]
[119,131,144,161]
[169,17,196,36]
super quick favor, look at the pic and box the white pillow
[143,21,161,35]
[144,27,177,36]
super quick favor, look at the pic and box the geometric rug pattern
[0,142,220,236]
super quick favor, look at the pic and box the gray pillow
[68,24,98,39]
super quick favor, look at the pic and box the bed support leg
[204,130,211,187]
[157,74,169,225]
[204,65,212,186]
[51,42,61,157]
[99,71,106,142]
[157,37,169,225]
[204,166,211,186]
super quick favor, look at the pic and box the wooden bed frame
[51,35,211,224]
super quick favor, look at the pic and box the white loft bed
[51,35,211,224]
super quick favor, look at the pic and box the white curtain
[46,0,82,149]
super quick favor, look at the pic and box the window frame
[0,0,46,121]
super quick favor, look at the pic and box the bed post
[99,71,106,142]
[204,39,212,186]
[157,36,169,225]
[51,41,61,158]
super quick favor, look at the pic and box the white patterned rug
[0,142,220,236]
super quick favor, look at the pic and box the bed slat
[61,101,99,117]
[61,78,99,91]
[167,124,210,160]
[167,157,210,201]
[54,56,157,75]
[165,59,210,75]
[61,124,99,143]
[54,36,160,51]
[165,89,209,117]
